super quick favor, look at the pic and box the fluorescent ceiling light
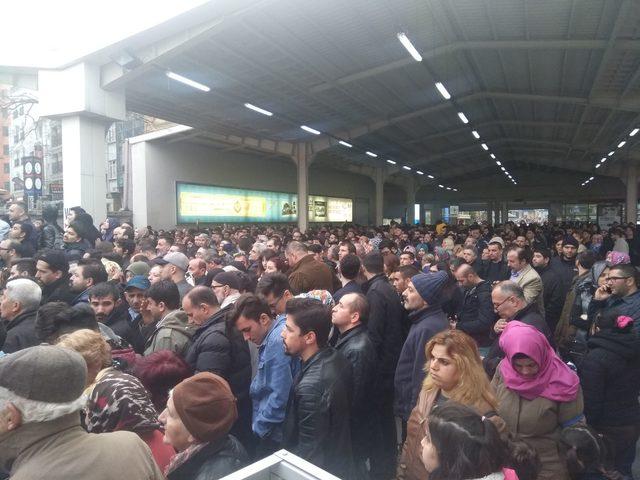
[244,103,272,116]
[338,140,353,148]
[589,176,594,180]
[457,112,469,124]
[438,184,444,188]
[601,158,607,163]
[453,188,458,192]
[631,128,639,137]
[472,130,480,139]
[446,187,451,190]
[481,143,489,150]
[166,71,210,92]
[618,141,627,148]
[386,159,396,165]
[608,151,615,156]
[416,170,424,175]
[496,161,502,166]
[490,153,496,159]
[402,166,412,171]
[435,82,451,99]
[500,166,506,171]
[365,151,378,158]
[595,164,601,169]
[397,32,422,61]
[300,125,321,135]
[427,174,435,179]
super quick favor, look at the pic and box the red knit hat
[172,372,237,443]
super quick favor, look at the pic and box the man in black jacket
[331,292,376,476]
[1,278,42,353]
[454,264,496,350]
[35,250,75,305]
[532,247,568,332]
[551,236,579,292]
[282,298,354,479]
[182,286,253,455]
[361,252,404,479]
[480,240,510,284]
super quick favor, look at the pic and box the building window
[2,145,7,155]
[3,163,8,174]
[3,182,9,191]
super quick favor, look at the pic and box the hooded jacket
[394,305,449,421]
[579,330,640,427]
[144,309,193,356]
[0,413,163,480]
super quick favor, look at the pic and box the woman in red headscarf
[492,321,584,480]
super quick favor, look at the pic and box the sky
[0,0,209,68]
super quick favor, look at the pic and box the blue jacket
[250,315,300,442]
[332,281,362,303]
[393,305,449,421]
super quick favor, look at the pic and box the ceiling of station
[102,0,640,194]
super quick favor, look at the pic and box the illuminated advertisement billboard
[176,182,352,223]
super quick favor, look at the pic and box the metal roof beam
[310,39,640,93]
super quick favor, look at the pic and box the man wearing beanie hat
[551,235,579,291]
[0,345,163,479]
[394,271,450,422]
[159,373,248,479]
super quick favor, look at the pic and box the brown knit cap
[172,372,237,443]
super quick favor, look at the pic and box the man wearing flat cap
[394,271,450,422]
[0,345,163,479]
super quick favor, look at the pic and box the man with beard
[88,282,143,353]
[532,247,566,332]
[281,297,354,478]
[143,280,192,356]
[69,260,108,305]
[35,250,75,305]
[551,236,579,292]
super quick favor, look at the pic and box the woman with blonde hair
[397,329,504,480]
[57,329,176,471]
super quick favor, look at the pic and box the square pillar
[626,164,638,224]
[294,143,309,233]
[375,166,385,226]
[61,115,109,224]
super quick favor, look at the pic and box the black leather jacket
[167,435,247,480]
[334,324,376,460]
[283,347,354,478]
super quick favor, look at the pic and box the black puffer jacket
[334,324,376,461]
[362,274,404,392]
[282,347,354,479]
[579,330,640,427]
[40,277,76,305]
[167,435,247,480]
[3,309,38,354]
[456,280,496,347]
[184,305,252,446]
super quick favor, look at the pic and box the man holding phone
[589,264,640,335]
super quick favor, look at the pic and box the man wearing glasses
[590,264,640,334]
[483,281,552,377]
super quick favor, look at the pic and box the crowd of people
[2,201,640,480]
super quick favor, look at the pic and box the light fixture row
[584,126,639,186]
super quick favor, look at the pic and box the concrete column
[61,116,109,223]
[374,166,385,226]
[486,201,493,224]
[626,164,638,224]
[294,143,309,233]
[38,62,125,223]
[405,178,416,224]
[501,202,509,224]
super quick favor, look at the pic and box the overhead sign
[176,182,353,224]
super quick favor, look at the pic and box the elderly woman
[398,330,504,480]
[159,373,248,479]
[492,321,584,480]
[57,329,176,472]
